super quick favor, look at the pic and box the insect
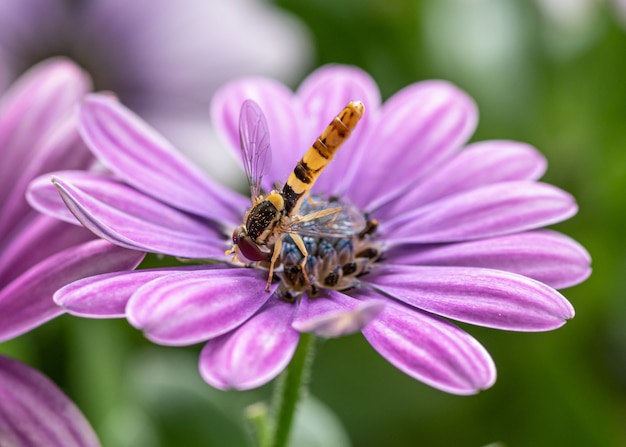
[227,98,366,291]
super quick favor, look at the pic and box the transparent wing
[288,199,366,238]
[239,99,272,199]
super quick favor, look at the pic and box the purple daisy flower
[0,57,145,341]
[30,65,591,395]
[0,59,144,445]
[0,355,100,447]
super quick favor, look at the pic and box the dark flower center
[271,197,381,301]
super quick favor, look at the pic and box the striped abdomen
[282,101,364,215]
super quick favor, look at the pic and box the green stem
[245,402,272,447]
[269,332,316,447]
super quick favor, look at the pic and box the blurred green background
[2,0,626,445]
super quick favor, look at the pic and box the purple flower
[0,355,100,447]
[31,65,591,395]
[0,0,312,184]
[0,59,144,445]
[0,58,145,341]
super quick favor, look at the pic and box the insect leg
[266,237,283,291]
[290,233,312,287]
[295,206,342,223]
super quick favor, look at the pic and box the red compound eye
[233,229,270,262]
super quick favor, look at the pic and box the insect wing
[289,200,366,238]
[239,99,272,199]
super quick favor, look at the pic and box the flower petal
[199,299,299,390]
[386,230,591,289]
[367,265,575,331]
[54,265,211,318]
[127,269,274,346]
[1,112,93,237]
[0,58,90,202]
[293,290,385,337]
[78,94,247,225]
[27,172,79,225]
[296,65,381,196]
[360,293,496,395]
[0,356,100,447]
[345,81,478,210]
[51,173,228,259]
[376,140,547,218]
[0,214,92,288]
[383,181,577,243]
[0,240,144,343]
[210,76,302,190]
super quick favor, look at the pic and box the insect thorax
[245,199,283,243]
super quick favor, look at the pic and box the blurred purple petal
[293,290,385,337]
[199,299,300,390]
[0,240,144,342]
[361,296,496,395]
[368,265,574,331]
[384,181,577,243]
[345,81,478,210]
[52,173,227,259]
[54,265,211,318]
[2,113,92,237]
[387,230,591,289]
[296,65,381,196]
[210,76,302,189]
[0,356,100,447]
[0,58,90,188]
[127,269,274,346]
[0,58,91,235]
[377,140,548,218]
[78,94,247,225]
[0,215,92,288]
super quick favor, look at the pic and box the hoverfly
[227,99,366,291]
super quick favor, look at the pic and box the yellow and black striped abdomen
[282,101,364,215]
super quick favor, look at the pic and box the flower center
[276,197,381,301]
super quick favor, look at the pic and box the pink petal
[367,264,575,331]
[0,240,144,343]
[384,181,577,243]
[361,294,496,395]
[0,58,91,199]
[27,173,80,225]
[376,140,548,218]
[0,215,92,288]
[345,81,478,210]
[1,112,92,237]
[210,76,302,190]
[199,299,299,390]
[127,269,274,346]
[51,173,228,259]
[386,230,591,289]
[54,266,211,318]
[0,356,100,447]
[293,290,385,337]
[79,94,247,225]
